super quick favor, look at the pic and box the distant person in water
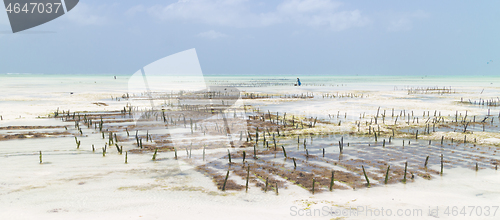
[297,78,301,86]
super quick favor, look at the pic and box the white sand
[0,74,499,219]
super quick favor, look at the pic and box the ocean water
[1,74,499,119]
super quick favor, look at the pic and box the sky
[0,0,499,76]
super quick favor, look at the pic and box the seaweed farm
[1,75,499,219]
[27,100,500,193]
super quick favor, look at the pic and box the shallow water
[1,74,500,219]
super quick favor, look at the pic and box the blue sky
[0,0,499,76]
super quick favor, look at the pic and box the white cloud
[277,0,342,14]
[141,0,369,30]
[387,10,429,32]
[198,30,228,39]
[388,18,412,32]
[277,0,369,30]
[125,5,146,17]
[66,3,108,25]
[147,0,272,27]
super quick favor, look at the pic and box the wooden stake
[403,161,408,184]
[329,171,334,191]
[440,154,444,175]
[312,178,315,194]
[276,183,278,195]
[362,165,370,187]
[253,145,257,159]
[152,148,157,160]
[245,166,250,192]
[384,165,390,184]
[222,170,230,191]
[265,177,269,193]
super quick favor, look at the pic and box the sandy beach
[0,74,499,220]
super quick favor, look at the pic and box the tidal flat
[0,75,499,219]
